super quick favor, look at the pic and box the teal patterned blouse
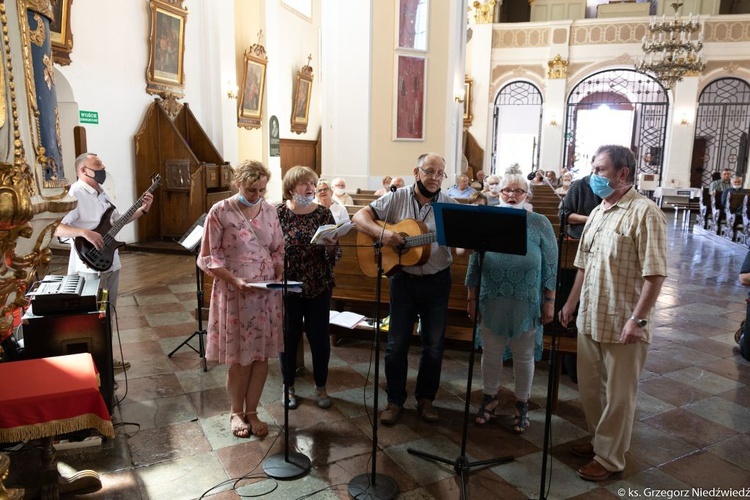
[465,211,558,360]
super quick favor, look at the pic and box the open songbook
[329,310,366,329]
[311,221,354,244]
[248,281,303,293]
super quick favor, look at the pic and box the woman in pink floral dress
[197,160,284,438]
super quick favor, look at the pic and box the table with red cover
[0,353,114,443]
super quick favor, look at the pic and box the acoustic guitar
[74,174,161,272]
[356,219,437,277]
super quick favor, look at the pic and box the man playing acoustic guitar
[55,153,153,369]
[353,152,456,425]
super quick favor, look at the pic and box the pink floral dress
[197,198,284,366]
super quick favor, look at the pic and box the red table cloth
[0,353,114,442]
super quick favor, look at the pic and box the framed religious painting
[464,76,473,127]
[396,0,429,51]
[290,60,314,135]
[50,0,74,65]
[394,54,426,141]
[238,44,268,130]
[146,0,188,98]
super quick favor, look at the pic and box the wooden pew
[722,193,746,242]
[708,192,726,235]
[698,188,711,229]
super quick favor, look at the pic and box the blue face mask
[237,194,261,208]
[589,174,615,199]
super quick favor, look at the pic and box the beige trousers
[577,331,648,472]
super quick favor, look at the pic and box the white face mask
[489,184,500,193]
[563,181,571,187]
[333,187,346,196]
[498,199,525,210]
[733,184,742,189]
[293,193,315,207]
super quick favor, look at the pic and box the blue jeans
[280,289,332,388]
[385,268,451,406]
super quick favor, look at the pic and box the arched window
[694,78,750,187]
[564,69,668,181]
[491,81,543,175]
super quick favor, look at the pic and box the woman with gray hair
[466,172,557,433]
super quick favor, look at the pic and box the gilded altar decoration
[17,2,66,187]
[0,1,58,347]
[471,0,495,24]
[29,13,44,46]
[547,54,568,79]
[49,0,74,65]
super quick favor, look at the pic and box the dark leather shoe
[577,460,616,482]
[380,402,403,425]
[570,443,595,459]
[417,399,439,423]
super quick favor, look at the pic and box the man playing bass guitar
[352,152,456,426]
[55,153,153,369]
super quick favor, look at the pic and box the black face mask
[85,167,106,185]
[416,179,440,199]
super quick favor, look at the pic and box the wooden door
[691,137,707,188]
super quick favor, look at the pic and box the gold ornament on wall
[471,0,495,24]
[547,54,569,79]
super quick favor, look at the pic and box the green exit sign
[79,110,99,124]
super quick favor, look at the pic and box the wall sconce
[225,79,238,100]
[549,114,559,127]
[680,114,690,126]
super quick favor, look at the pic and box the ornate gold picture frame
[291,58,313,135]
[238,44,267,130]
[464,76,473,127]
[146,0,188,98]
[50,0,73,65]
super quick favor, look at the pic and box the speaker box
[21,311,114,414]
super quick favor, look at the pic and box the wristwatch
[629,315,647,328]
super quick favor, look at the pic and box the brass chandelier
[636,2,705,90]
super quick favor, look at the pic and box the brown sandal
[513,400,530,434]
[230,412,250,438]
[245,411,268,438]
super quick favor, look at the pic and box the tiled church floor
[5,213,750,499]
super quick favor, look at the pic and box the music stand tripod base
[348,473,399,500]
[263,451,311,480]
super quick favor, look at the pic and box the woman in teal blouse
[466,173,558,433]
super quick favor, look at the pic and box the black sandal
[475,394,499,425]
[513,400,530,434]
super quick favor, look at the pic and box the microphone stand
[538,205,568,499]
[349,187,399,500]
[263,247,311,479]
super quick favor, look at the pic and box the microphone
[390,185,397,193]
[541,175,564,202]
[527,171,537,181]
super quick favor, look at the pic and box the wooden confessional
[134,98,235,242]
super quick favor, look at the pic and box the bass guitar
[74,174,161,272]
[356,219,436,278]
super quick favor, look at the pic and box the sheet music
[180,225,203,251]
[179,213,207,251]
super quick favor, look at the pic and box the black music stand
[263,251,311,480]
[407,202,527,500]
[348,222,399,500]
[168,214,208,372]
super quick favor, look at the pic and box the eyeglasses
[419,166,447,179]
[316,187,331,194]
[500,188,527,196]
